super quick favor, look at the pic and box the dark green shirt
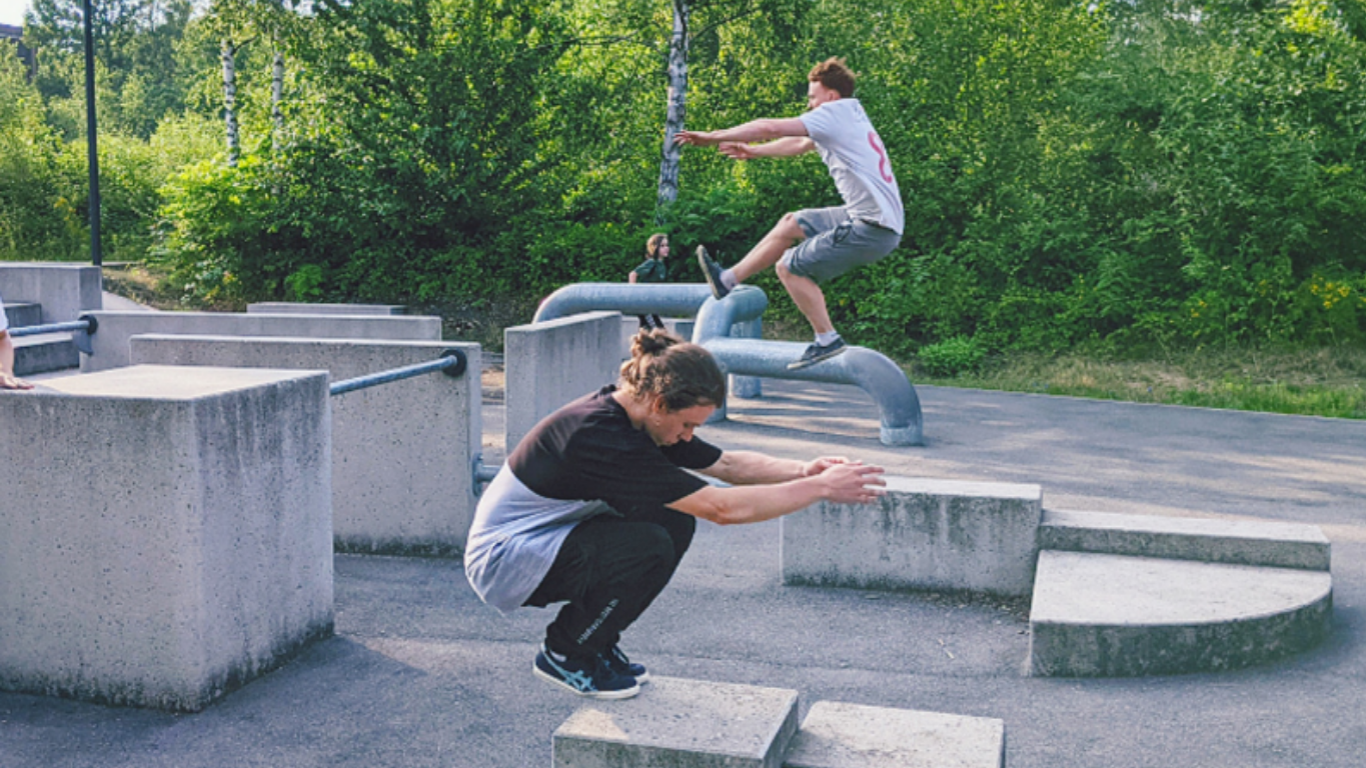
[631,258,667,283]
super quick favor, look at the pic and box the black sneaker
[787,338,848,370]
[534,645,640,699]
[602,644,649,684]
[697,245,731,300]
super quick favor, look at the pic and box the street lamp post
[82,0,101,266]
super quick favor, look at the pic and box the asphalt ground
[3,378,1365,767]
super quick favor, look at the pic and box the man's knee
[776,212,805,239]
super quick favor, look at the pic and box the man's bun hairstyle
[621,328,727,412]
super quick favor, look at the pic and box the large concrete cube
[553,676,799,768]
[130,335,481,555]
[505,311,621,452]
[784,701,1006,768]
[0,366,334,711]
[782,477,1044,596]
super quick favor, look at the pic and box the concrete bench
[504,311,621,452]
[782,477,1044,596]
[130,335,481,555]
[0,365,333,711]
[80,310,443,372]
[784,701,1006,768]
[553,676,799,768]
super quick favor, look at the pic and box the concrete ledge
[784,701,1005,768]
[247,302,406,315]
[3,301,42,328]
[80,311,443,372]
[0,263,102,323]
[13,333,79,375]
[0,366,334,711]
[1039,509,1331,570]
[1028,550,1333,677]
[505,311,621,452]
[782,477,1044,596]
[553,676,799,768]
[130,335,481,556]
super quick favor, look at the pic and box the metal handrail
[8,315,99,338]
[329,349,467,396]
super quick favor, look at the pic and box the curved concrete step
[1039,508,1330,570]
[1029,550,1332,677]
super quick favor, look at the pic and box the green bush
[917,336,987,378]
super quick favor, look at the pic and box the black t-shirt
[509,385,722,515]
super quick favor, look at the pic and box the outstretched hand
[817,461,886,505]
[717,142,759,160]
[0,371,33,390]
[674,129,721,147]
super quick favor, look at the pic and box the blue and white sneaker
[534,645,640,699]
[602,644,649,684]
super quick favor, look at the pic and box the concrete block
[553,676,799,768]
[3,300,42,328]
[0,262,102,323]
[247,302,406,315]
[782,477,1043,596]
[80,311,443,372]
[1029,550,1333,677]
[130,335,481,555]
[784,701,1005,768]
[13,333,79,375]
[505,311,621,452]
[0,365,333,711]
[1039,508,1330,571]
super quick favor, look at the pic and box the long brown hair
[619,328,726,411]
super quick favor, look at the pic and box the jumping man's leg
[777,261,835,336]
[699,213,806,299]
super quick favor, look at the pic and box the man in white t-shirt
[676,57,904,369]
[0,291,34,390]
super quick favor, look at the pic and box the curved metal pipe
[533,283,716,324]
[694,291,923,447]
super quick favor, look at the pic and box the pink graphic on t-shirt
[867,131,894,183]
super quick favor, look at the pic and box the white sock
[720,269,738,290]
[816,331,841,346]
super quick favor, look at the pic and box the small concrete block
[553,676,799,768]
[1029,550,1333,677]
[505,311,622,452]
[1039,509,1330,570]
[782,477,1043,596]
[784,701,1005,768]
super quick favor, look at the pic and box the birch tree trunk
[655,0,689,221]
[222,39,240,167]
[271,48,284,152]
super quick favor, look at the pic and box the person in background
[0,291,34,391]
[628,233,671,331]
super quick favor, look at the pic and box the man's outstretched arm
[675,117,811,149]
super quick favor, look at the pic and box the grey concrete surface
[247,302,406,315]
[79,311,443,372]
[1,380,1365,766]
[0,262,102,323]
[0,366,333,712]
[1040,508,1332,570]
[553,677,798,768]
[504,311,621,452]
[130,335,482,556]
[12,331,79,375]
[782,478,1042,596]
[783,700,1005,768]
[1029,551,1333,677]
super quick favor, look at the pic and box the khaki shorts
[778,206,902,284]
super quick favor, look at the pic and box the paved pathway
[2,380,1363,767]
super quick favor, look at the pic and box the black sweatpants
[523,504,695,661]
